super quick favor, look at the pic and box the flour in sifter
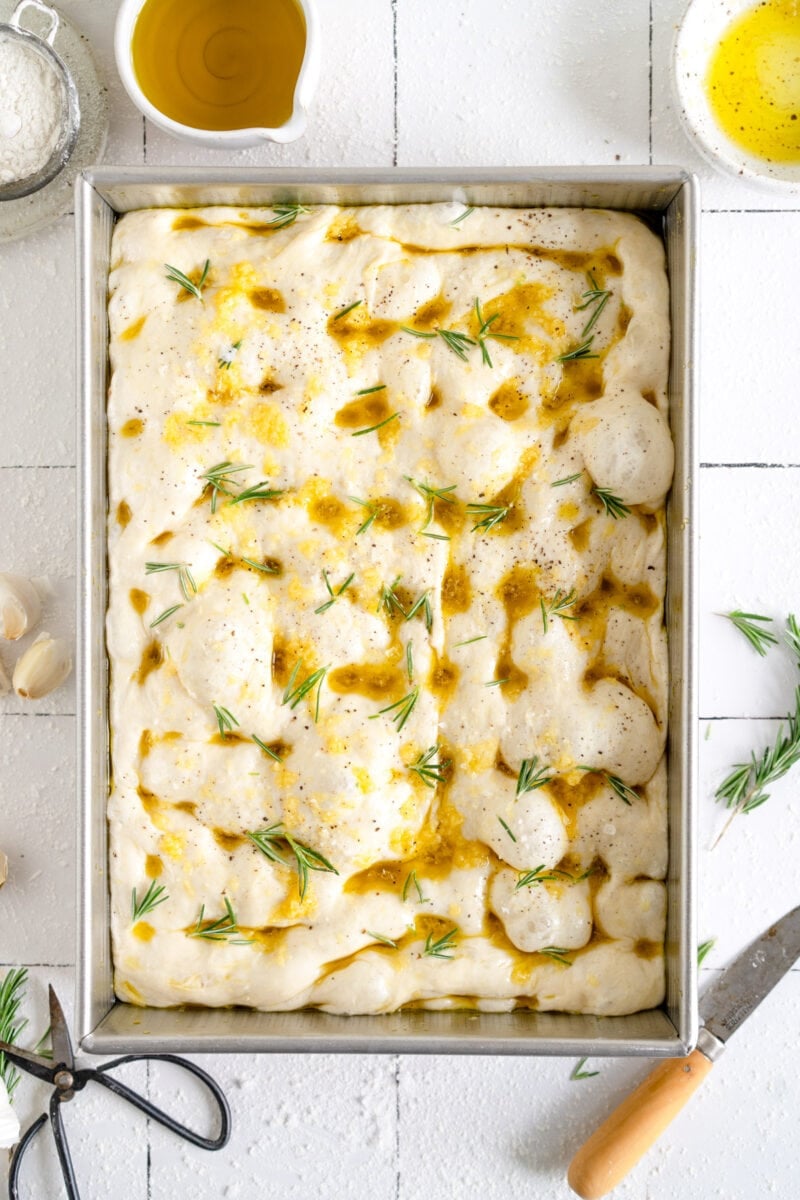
[0,37,64,185]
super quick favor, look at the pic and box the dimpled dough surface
[106,204,672,1015]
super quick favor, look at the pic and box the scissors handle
[91,1053,231,1151]
[8,1096,81,1200]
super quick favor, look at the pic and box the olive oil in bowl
[131,0,307,132]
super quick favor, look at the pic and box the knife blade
[567,903,800,1199]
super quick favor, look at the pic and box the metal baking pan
[76,167,698,1056]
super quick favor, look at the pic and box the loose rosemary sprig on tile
[577,766,638,806]
[145,561,197,601]
[539,946,573,967]
[720,610,778,657]
[400,325,476,362]
[697,937,716,966]
[409,745,451,788]
[213,703,239,737]
[540,588,577,633]
[449,205,475,227]
[378,575,406,617]
[551,470,585,488]
[556,335,598,363]
[165,259,210,301]
[247,823,338,900]
[474,297,518,367]
[516,757,554,797]
[333,300,363,321]
[402,870,428,903]
[350,496,380,536]
[467,502,510,533]
[576,271,611,337]
[351,411,400,437]
[218,340,242,369]
[188,897,252,944]
[268,203,311,229]
[282,661,329,723]
[423,928,458,959]
[713,616,800,845]
[0,967,27,1099]
[369,687,419,732]
[200,461,252,512]
[131,881,168,922]
[593,487,630,519]
[315,569,355,614]
[405,590,433,632]
[252,734,283,763]
[515,865,566,891]
[150,604,183,629]
[570,1057,600,1080]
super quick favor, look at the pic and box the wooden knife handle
[567,1049,713,1199]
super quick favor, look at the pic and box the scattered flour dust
[0,37,64,184]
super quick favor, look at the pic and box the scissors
[2,986,231,1199]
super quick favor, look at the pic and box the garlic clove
[13,632,72,700]
[0,572,42,641]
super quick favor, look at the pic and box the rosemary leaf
[150,604,183,628]
[575,272,611,338]
[423,928,458,959]
[315,570,355,614]
[539,946,573,967]
[697,937,716,966]
[515,865,566,891]
[449,206,475,227]
[356,384,386,395]
[247,824,338,899]
[405,589,433,632]
[498,816,517,842]
[333,300,363,321]
[131,880,168,922]
[454,634,488,648]
[369,687,419,732]
[366,931,397,948]
[351,411,400,437]
[593,487,630,520]
[551,471,585,487]
[213,703,239,737]
[252,734,282,763]
[467,502,510,533]
[186,419,221,428]
[165,259,210,301]
[350,496,379,536]
[402,870,427,903]
[228,481,283,506]
[281,661,329,722]
[409,744,451,788]
[516,757,554,796]
[577,766,638,805]
[188,897,252,944]
[556,336,598,363]
[570,1056,600,1080]
[268,203,311,229]
[406,641,414,683]
[540,588,578,633]
[721,610,778,657]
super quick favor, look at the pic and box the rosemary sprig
[713,617,800,844]
[449,205,475,226]
[400,325,476,362]
[268,203,311,229]
[228,481,283,506]
[213,703,239,737]
[218,340,242,369]
[409,744,451,788]
[0,967,27,1099]
[423,928,458,959]
[150,604,183,628]
[405,476,458,539]
[333,300,363,321]
[131,880,168,922]
[551,471,584,487]
[402,870,427,903]
[165,259,210,301]
[200,461,252,513]
[498,816,517,842]
[474,297,518,367]
[315,569,355,614]
[539,946,573,966]
[697,937,716,966]
[145,561,197,601]
[576,271,611,337]
[351,411,400,437]
[241,556,280,574]
[516,757,554,796]
[282,661,329,723]
[366,931,398,947]
[467,502,510,533]
[556,336,598,363]
[349,496,379,536]
[378,575,406,617]
[186,419,221,428]
[577,766,638,806]
[454,634,487,647]
[515,864,567,891]
[369,687,419,732]
[188,897,252,944]
[406,641,414,682]
[593,487,630,519]
[252,734,282,763]
[570,1057,600,1081]
[356,384,386,395]
[247,823,338,899]
[540,588,577,633]
[721,610,778,657]
[484,677,509,688]
[405,590,433,632]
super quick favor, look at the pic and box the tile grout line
[146,1059,152,1200]
[391,0,398,167]
[648,0,653,164]
[394,1053,401,1200]
[143,114,147,165]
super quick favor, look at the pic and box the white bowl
[674,0,800,193]
[114,0,319,148]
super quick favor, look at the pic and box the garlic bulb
[0,1077,19,1150]
[13,632,72,700]
[0,573,42,641]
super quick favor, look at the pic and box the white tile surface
[2,1,800,1198]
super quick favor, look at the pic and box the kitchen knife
[567,903,800,1199]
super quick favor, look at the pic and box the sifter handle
[567,1048,714,1199]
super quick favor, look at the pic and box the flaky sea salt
[0,37,63,185]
